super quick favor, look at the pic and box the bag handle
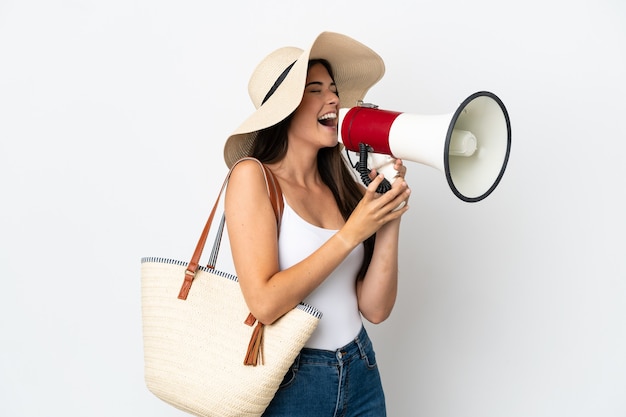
[177,157,283,300]
[207,160,283,268]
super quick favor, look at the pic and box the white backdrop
[1,1,625,416]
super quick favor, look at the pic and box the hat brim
[224,31,385,168]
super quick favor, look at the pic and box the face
[288,62,340,149]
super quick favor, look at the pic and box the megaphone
[338,91,511,202]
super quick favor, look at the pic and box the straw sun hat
[223,31,386,168]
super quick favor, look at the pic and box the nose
[326,88,339,106]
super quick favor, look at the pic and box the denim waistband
[296,326,372,365]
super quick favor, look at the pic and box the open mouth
[318,112,337,127]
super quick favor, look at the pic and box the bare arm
[356,218,401,323]
[225,159,409,325]
[357,159,410,323]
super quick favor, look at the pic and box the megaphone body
[338,91,511,202]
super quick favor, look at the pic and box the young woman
[223,31,411,416]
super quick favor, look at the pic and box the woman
[223,32,411,416]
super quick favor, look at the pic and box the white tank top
[278,199,364,350]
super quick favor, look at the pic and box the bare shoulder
[225,159,278,241]
[227,159,267,192]
[225,159,272,212]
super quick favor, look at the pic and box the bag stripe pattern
[141,256,322,318]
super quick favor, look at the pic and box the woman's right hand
[338,172,410,247]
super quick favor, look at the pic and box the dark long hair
[251,59,375,280]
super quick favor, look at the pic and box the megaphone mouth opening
[444,91,512,203]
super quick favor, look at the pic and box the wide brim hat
[223,31,385,168]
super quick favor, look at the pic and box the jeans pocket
[277,361,299,390]
[361,346,378,370]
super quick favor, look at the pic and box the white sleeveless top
[278,199,364,350]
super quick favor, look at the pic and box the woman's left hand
[389,158,409,211]
[392,158,407,180]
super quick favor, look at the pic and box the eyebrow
[305,81,337,88]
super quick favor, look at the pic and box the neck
[269,148,323,188]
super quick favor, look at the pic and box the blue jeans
[263,326,386,417]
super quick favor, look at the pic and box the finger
[381,181,410,209]
[394,186,411,208]
[365,173,385,194]
[394,159,407,178]
[386,189,411,216]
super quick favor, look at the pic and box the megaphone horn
[338,91,512,202]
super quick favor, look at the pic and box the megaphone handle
[357,143,392,194]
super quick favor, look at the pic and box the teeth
[318,113,337,121]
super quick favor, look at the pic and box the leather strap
[177,157,283,300]
[177,157,283,366]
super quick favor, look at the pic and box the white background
[1,1,625,416]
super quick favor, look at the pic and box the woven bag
[141,158,322,417]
